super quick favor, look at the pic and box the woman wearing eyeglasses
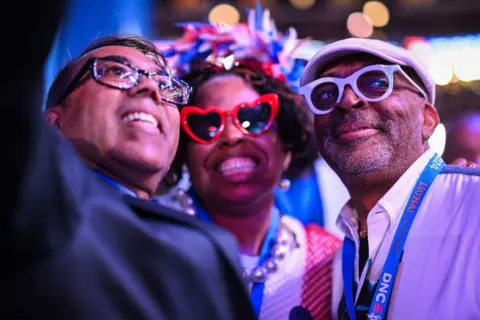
[160,6,341,320]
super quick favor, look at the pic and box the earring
[278,178,291,191]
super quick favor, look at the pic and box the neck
[348,181,394,227]
[90,163,159,200]
[342,150,426,225]
[71,139,165,200]
[204,196,274,256]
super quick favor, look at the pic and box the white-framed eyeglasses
[299,64,428,115]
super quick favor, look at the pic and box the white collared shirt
[332,149,480,320]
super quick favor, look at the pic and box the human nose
[127,73,163,105]
[335,85,367,113]
[218,115,245,147]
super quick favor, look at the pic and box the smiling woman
[176,69,299,208]
[164,58,341,320]
[159,5,342,319]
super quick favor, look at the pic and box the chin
[215,186,260,205]
[334,149,393,174]
[137,156,170,173]
[325,149,391,176]
[113,148,168,174]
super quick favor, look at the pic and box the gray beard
[321,114,397,175]
[323,133,393,174]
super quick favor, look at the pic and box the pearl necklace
[243,224,296,283]
[173,189,296,283]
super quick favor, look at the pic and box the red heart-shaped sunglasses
[180,93,279,144]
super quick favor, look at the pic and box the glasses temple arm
[55,60,93,106]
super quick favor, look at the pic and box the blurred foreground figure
[1,2,254,319]
[300,38,480,320]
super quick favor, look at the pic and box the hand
[449,158,479,168]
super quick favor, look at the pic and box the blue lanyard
[93,170,137,198]
[188,188,280,318]
[342,153,445,320]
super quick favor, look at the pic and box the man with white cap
[299,38,480,320]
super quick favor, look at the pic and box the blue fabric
[274,170,324,226]
[93,170,137,198]
[440,165,480,176]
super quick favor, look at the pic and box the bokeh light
[363,1,390,27]
[290,0,316,10]
[405,38,433,67]
[208,4,240,26]
[453,49,480,82]
[428,54,454,86]
[347,12,374,38]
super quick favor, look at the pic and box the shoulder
[125,193,188,221]
[440,165,480,177]
[127,194,244,264]
[418,165,480,233]
[435,165,480,195]
[281,214,342,253]
[153,187,190,214]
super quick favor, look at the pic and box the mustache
[327,112,391,135]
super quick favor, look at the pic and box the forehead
[197,75,260,110]
[318,54,390,78]
[74,45,162,73]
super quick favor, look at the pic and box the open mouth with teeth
[214,157,259,181]
[122,112,159,129]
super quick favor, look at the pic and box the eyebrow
[320,66,366,78]
[100,55,133,64]
[319,61,377,78]
[321,70,342,78]
[99,55,166,74]
[393,73,414,87]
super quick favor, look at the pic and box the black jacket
[0,1,254,319]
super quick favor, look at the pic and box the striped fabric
[302,224,342,319]
[259,216,341,319]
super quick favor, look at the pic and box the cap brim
[300,46,407,86]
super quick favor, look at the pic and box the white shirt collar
[336,148,436,238]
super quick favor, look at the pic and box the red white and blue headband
[161,2,309,91]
